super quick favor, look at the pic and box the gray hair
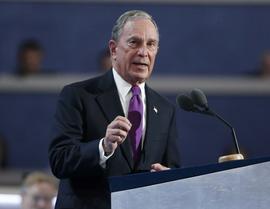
[111,10,159,42]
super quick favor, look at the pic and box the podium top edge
[109,156,270,192]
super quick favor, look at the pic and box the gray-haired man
[49,10,180,209]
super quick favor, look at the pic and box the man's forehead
[122,19,159,40]
[124,18,156,30]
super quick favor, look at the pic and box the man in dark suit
[49,10,180,209]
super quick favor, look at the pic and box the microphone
[176,93,213,116]
[190,88,208,109]
[177,89,244,162]
[176,94,196,112]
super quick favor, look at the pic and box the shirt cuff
[99,138,114,168]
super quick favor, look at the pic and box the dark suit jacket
[49,70,180,209]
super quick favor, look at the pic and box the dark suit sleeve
[49,85,104,179]
[163,107,181,168]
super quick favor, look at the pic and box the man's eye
[128,40,137,47]
[148,42,158,50]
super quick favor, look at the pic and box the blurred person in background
[98,48,112,72]
[21,171,58,209]
[258,51,270,78]
[0,134,7,168]
[16,39,45,76]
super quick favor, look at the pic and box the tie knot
[131,85,141,96]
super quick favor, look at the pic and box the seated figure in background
[16,39,44,76]
[21,171,58,209]
[259,51,270,78]
[98,48,112,72]
[0,134,7,168]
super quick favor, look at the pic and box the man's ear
[109,40,117,60]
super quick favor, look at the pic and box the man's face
[109,18,159,85]
[21,182,56,209]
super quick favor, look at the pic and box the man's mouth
[133,62,149,67]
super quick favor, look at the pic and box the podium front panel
[111,161,270,209]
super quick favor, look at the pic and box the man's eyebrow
[127,36,142,41]
[126,36,158,42]
[147,38,158,43]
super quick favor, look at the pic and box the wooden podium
[109,157,270,209]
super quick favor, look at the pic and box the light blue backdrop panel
[111,161,270,209]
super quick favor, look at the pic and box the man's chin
[131,74,149,84]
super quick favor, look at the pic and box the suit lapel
[96,87,123,123]
[145,85,159,143]
[95,70,133,170]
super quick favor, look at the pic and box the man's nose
[137,45,148,57]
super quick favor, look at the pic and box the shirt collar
[112,68,145,97]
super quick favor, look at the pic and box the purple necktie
[128,85,143,163]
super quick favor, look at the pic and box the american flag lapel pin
[153,106,158,114]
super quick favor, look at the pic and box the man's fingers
[108,119,131,132]
[117,120,131,132]
[108,129,128,139]
[106,135,123,143]
[150,163,170,172]
[113,117,132,130]
[115,116,132,126]
[103,116,132,153]
[106,128,127,144]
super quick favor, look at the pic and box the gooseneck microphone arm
[190,88,242,155]
[205,108,241,154]
[177,89,242,156]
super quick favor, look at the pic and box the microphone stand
[177,92,244,163]
[206,108,244,163]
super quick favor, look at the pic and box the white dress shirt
[99,68,146,168]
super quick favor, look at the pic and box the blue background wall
[1,2,270,169]
[1,2,270,75]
